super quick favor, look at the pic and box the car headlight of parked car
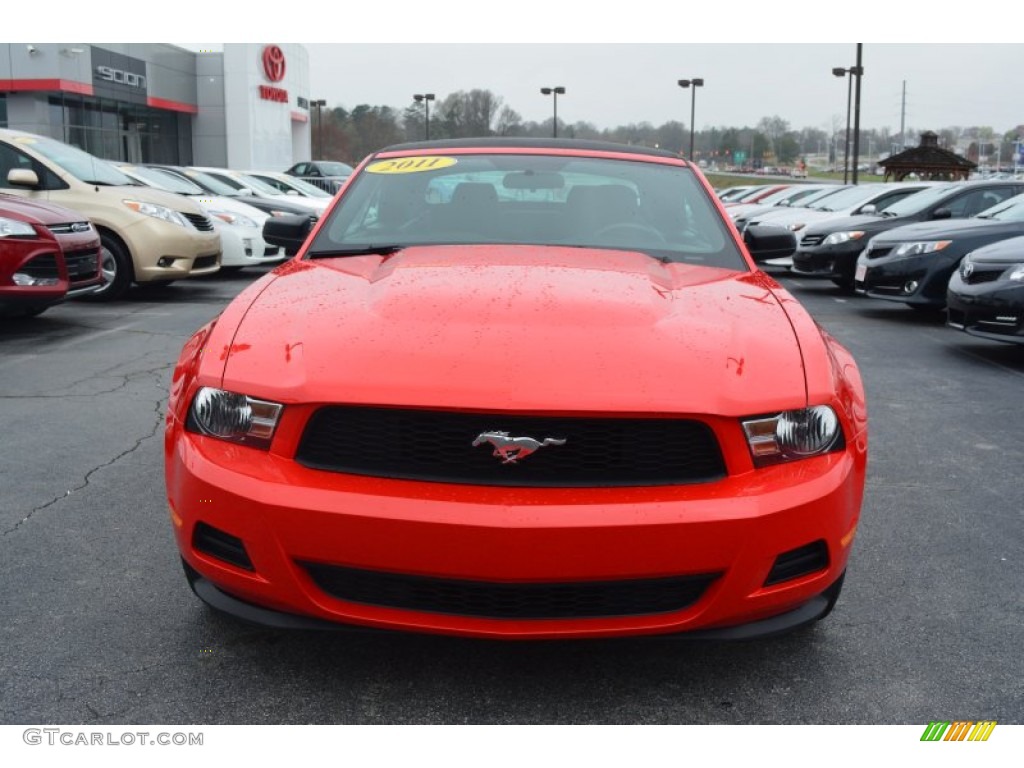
[208,210,259,228]
[186,387,283,449]
[1006,264,1024,282]
[892,240,952,258]
[742,406,842,467]
[0,216,37,237]
[122,199,189,228]
[788,223,807,232]
[822,231,865,246]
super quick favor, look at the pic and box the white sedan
[116,165,286,269]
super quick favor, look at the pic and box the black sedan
[946,235,1024,344]
[854,193,1024,310]
[791,180,1024,288]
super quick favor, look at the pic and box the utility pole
[851,44,863,184]
[899,80,906,152]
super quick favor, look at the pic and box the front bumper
[166,426,865,640]
[947,276,1024,344]
[791,240,865,280]
[743,224,798,263]
[120,218,222,282]
[855,250,958,307]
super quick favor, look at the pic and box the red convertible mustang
[165,139,867,640]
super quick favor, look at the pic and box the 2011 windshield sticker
[365,156,458,174]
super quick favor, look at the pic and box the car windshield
[262,174,332,197]
[807,184,886,212]
[976,193,1024,221]
[788,186,849,209]
[181,169,242,196]
[236,173,287,196]
[22,135,135,186]
[878,183,959,217]
[121,165,204,194]
[308,152,748,270]
[318,162,353,176]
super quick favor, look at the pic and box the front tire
[80,232,134,302]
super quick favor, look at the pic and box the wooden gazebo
[878,131,977,181]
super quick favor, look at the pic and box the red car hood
[219,246,807,416]
[0,193,87,226]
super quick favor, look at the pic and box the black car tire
[831,276,855,291]
[79,231,134,302]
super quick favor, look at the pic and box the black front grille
[18,253,60,280]
[963,265,1004,285]
[63,248,100,285]
[295,406,727,487]
[865,246,892,260]
[301,562,720,619]
[764,540,829,586]
[47,222,91,235]
[800,233,825,247]
[182,212,214,232]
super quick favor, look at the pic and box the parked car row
[724,179,1024,346]
[0,127,335,313]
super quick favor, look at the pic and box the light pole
[540,87,565,138]
[832,67,853,184]
[311,99,326,160]
[413,93,435,141]
[677,78,704,161]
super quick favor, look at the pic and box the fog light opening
[12,272,60,287]
[903,280,919,294]
[157,257,177,268]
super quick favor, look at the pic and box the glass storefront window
[41,93,191,165]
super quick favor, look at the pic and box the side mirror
[8,168,40,188]
[286,189,299,196]
[858,203,877,215]
[932,207,952,220]
[263,214,314,255]
[238,188,254,196]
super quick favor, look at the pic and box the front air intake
[764,541,829,586]
[192,522,254,571]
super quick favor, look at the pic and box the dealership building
[0,43,312,169]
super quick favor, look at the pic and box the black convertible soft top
[376,137,684,161]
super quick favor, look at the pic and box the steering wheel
[594,222,668,244]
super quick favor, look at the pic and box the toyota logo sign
[262,45,286,83]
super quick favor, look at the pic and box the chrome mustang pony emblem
[472,431,567,464]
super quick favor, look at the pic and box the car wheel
[79,232,134,302]
[830,277,854,291]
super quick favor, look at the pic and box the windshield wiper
[306,244,406,258]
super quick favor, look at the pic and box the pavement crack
[2,395,167,537]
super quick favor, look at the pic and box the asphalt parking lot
[1,267,1021,725]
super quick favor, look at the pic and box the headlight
[788,223,806,232]
[742,406,843,467]
[1007,264,1024,282]
[186,387,283,449]
[0,217,36,237]
[822,231,865,246]
[270,210,295,217]
[122,199,189,228]
[208,209,259,228]
[892,240,952,258]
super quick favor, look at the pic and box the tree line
[311,88,1024,169]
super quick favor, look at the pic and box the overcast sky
[32,2,1024,137]
[298,43,1021,136]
